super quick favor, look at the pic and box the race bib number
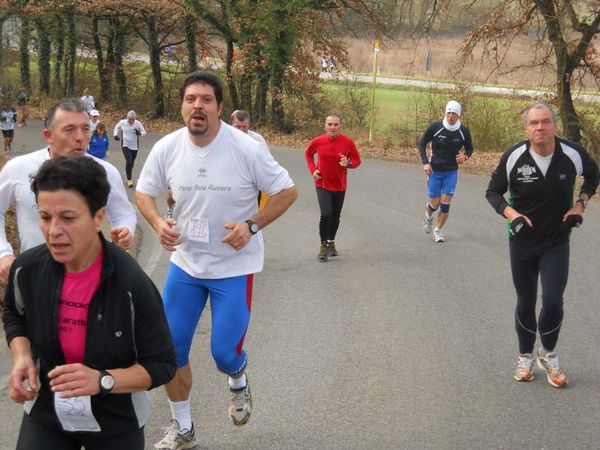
[54,393,101,432]
[188,218,209,243]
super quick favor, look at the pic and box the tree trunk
[53,17,65,96]
[64,11,76,96]
[35,20,51,95]
[254,66,268,124]
[0,17,6,81]
[185,15,198,73]
[226,38,239,109]
[267,17,293,130]
[19,16,30,88]
[146,17,165,117]
[105,27,115,102]
[534,0,582,142]
[239,73,252,113]
[111,18,127,105]
[92,16,112,103]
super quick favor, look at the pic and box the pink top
[57,251,104,364]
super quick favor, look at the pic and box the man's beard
[188,117,208,137]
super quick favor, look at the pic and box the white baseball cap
[90,109,99,117]
[445,100,462,116]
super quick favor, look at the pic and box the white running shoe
[228,374,252,426]
[537,350,568,388]
[433,228,445,242]
[154,419,196,450]
[423,216,434,234]
[514,353,534,382]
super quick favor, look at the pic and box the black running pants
[121,146,138,180]
[16,412,145,450]
[509,240,569,354]
[316,187,346,243]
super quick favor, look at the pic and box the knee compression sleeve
[440,202,450,214]
[426,203,438,215]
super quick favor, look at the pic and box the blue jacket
[88,133,110,159]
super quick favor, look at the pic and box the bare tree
[458,0,600,143]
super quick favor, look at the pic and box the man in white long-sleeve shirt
[113,110,146,188]
[0,98,137,284]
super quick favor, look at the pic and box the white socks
[228,373,247,390]
[169,398,192,432]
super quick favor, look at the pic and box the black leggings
[509,240,569,354]
[316,187,346,243]
[121,146,138,180]
[16,413,145,450]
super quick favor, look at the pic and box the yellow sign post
[369,39,380,143]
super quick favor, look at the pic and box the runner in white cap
[418,100,474,242]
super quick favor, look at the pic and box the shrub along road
[1,121,600,449]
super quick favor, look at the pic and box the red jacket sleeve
[348,139,361,169]
[305,139,318,174]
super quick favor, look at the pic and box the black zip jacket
[418,120,474,172]
[486,137,599,247]
[3,234,176,437]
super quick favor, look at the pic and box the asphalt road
[1,120,600,449]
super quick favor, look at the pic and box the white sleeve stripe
[505,144,528,186]
[560,142,583,175]
[432,127,445,137]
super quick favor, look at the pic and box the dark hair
[31,157,110,215]
[232,110,250,122]
[179,71,224,105]
[45,98,87,130]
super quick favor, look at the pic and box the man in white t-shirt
[89,109,100,133]
[230,109,268,147]
[136,72,297,449]
[0,98,137,285]
[113,110,146,188]
[80,88,95,114]
[231,109,271,209]
[1,104,18,152]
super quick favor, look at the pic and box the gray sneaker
[154,419,196,450]
[423,216,434,234]
[228,375,252,426]
[433,228,446,242]
[327,241,338,257]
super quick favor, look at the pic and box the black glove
[135,129,141,136]
[564,214,583,229]
[510,216,530,236]
[114,135,120,141]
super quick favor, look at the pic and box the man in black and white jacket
[486,102,599,387]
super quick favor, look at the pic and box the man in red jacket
[305,114,361,261]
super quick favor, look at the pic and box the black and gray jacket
[418,120,473,172]
[486,137,599,247]
[3,234,176,437]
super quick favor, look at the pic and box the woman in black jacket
[3,156,176,450]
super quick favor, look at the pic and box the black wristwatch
[98,370,115,397]
[245,219,259,235]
